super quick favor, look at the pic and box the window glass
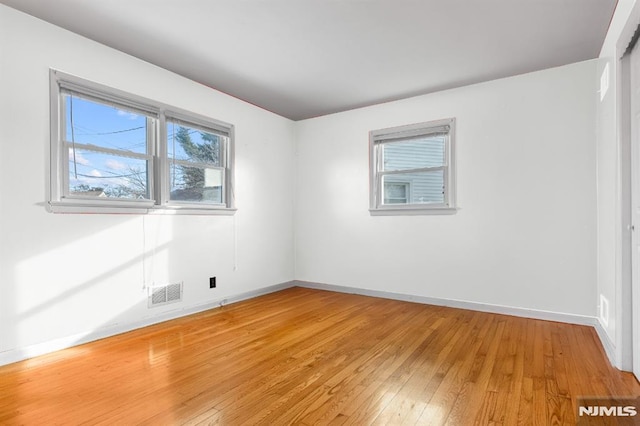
[383,182,409,204]
[382,135,445,171]
[64,94,148,154]
[63,93,152,201]
[382,171,444,205]
[167,122,222,166]
[68,148,149,199]
[169,165,223,203]
[167,121,227,204]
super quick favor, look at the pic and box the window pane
[167,122,222,166]
[382,170,444,204]
[64,94,149,154]
[169,164,223,203]
[68,148,149,199]
[382,135,445,171]
[383,182,408,204]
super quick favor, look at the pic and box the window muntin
[370,118,455,214]
[50,70,235,214]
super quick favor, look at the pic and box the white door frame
[625,45,640,380]
[632,44,640,381]
[617,2,640,378]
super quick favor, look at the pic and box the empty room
[1,0,640,424]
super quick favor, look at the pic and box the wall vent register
[148,282,183,308]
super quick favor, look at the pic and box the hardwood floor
[0,287,638,425]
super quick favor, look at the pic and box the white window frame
[163,113,232,209]
[49,70,236,215]
[369,118,457,215]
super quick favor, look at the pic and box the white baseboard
[3,280,616,370]
[0,281,294,367]
[594,318,619,368]
[295,281,632,369]
[294,280,598,326]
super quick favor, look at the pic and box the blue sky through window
[65,94,149,198]
[64,94,224,201]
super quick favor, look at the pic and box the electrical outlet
[209,276,216,289]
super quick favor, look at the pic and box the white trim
[0,281,293,367]
[1,280,607,368]
[622,47,635,373]
[618,33,635,374]
[614,0,640,374]
[625,13,640,379]
[370,207,458,216]
[147,206,237,215]
[595,318,618,367]
[48,203,149,215]
[294,280,598,326]
[48,202,236,215]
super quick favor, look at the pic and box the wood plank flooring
[0,287,638,425]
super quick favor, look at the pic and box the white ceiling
[1,0,617,120]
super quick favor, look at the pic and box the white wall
[0,3,610,368]
[295,61,598,317]
[596,0,637,368]
[0,5,295,364]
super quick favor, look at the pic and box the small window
[167,118,229,205]
[369,118,456,215]
[49,70,235,214]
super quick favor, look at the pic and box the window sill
[369,206,458,216]
[48,201,237,215]
[149,205,237,216]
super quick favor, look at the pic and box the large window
[369,118,456,215]
[49,70,235,214]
